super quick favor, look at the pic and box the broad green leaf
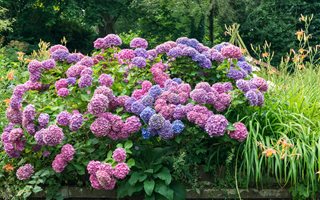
[144,179,155,196]
[154,182,174,200]
[154,167,172,185]
[124,140,133,149]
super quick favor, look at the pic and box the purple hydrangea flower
[228,122,248,142]
[227,67,247,80]
[52,154,68,173]
[34,129,46,145]
[158,120,174,139]
[57,88,69,97]
[141,95,154,107]
[250,77,268,92]
[139,107,156,123]
[132,57,147,68]
[78,74,93,88]
[49,45,68,54]
[43,125,64,146]
[112,148,126,163]
[130,101,146,115]
[237,61,252,74]
[88,94,109,115]
[41,59,56,70]
[134,48,148,58]
[79,56,94,67]
[16,164,34,180]
[245,89,264,106]
[69,114,83,131]
[148,114,165,130]
[167,47,183,58]
[90,117,111,137]
[190,89,208,104]
[38,113,49,128]
[55,79,69,90]
[236,79,255,93]
[51,49,69,61]
[149,85,162,98]
[66,53,83,63]
[80,68,93,76]
[113,163,130,179]
[221,44,242,59]
[104,34,122,47]
[98,74,114,87]
[57,111,71,126]
[130,37,148,49]
[205,115,228,137]
[61,144,75,162]
[67,77,77,85]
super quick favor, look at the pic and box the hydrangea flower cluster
[190,82,232,112]
[34,125,64,146]
[52,144,75,173]
[90,112,141,140]
[93,34,122,49]
[236,77,268,106]
[16,163,34,180]
[87,148,130,190]
[22,104,36,135]
[1,126,26,158]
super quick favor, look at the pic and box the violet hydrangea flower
[16,164,34,180]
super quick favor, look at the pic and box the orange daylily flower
[3,164,14,172]
[295,30,304,40]
[262,52,269,58]
[263,148,276,157]
[7,70,14,80]
[3,98,10,106]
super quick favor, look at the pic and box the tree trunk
[98,14,116,36]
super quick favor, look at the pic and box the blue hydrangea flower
[172,120,185,135]
[142,128,151,139]
[131,101,146,115]
[149,85,162,98]
[134,48,148,58]
[172,78,182,84]
[141,95,154,107]
[139,107,156,124]
[148,114,165,130]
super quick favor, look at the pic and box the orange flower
[295,30,304,40]
[3,164,14,172]
[262,52,269,58]
[16,51,25,61]
[3,98,10,106]
[7,70,14,80]
[263,148,276,157]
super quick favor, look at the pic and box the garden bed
[30,186,291,199]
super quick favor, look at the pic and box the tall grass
[239,66,320,198]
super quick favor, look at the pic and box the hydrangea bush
[0,34,268,198]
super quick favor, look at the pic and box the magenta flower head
[8,128,24,142]
[57,88,69,97]
[16,164,34,180]
[34,129,47,145]
[205,115,228,137]
[228,122,248,142]
[52,154,68,173]
[69,113,83,131]
[43,125,64,146]
[98,74,114,87]
[6,107,22,124]
[221,44,242,59]
[79,56,94,67]
[104,34,122,47]
[113,163,130,179]
[57,111,71,126]
[88,94,109,115]
[112,148,126,163]
[61,144,76,162]
[81,68,93,76]
[55,79,69,90]
[130,37,148,49]
[90,117,111,137]
[250,77,268,92]
[94,38,106,49]
[49,45,68,54]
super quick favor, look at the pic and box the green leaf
[144,179,155,196]
[124,140,133,150]
[154,167,172,185]
[127,158,135,167]
[116,143,123,148]
[128,172,141,185]
[33,186,43,193]
[154,182,174,200]
[144,169,154,174]
[72,163,85,175]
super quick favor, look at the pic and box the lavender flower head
[98,74,114,87]
[61,144,76,161]
[130,101,146,115]
[38,113,49,128]
[78,74,93,88]
[205,115,228,137]
[139,107,156,123]
[134,48,148,58]
[245,89,264,106]
[158,120,174,140]
[130,37,148,49]
[148,114,165,130]
[57,111,72,126]
[90,117,111,137]
[104,34,122,47]
[88,94,109,115]
[43,125,64,146]
[69,114,83,131]
[51,49,69,61]
[132,57,147,68]
[41,59,56,70]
